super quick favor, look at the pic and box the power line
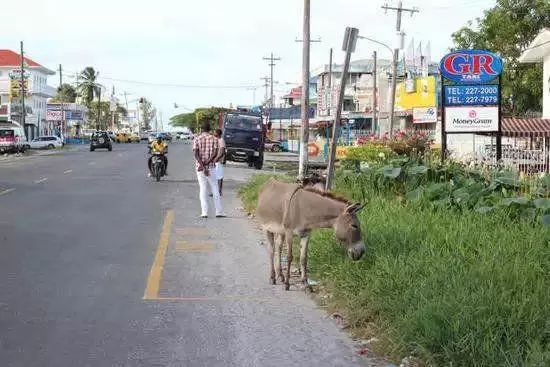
[56,69,256,89]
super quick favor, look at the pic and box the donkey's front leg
[266,231,276,285]
[299,233,310,286]
[274,234,285,283]
[284,231,293,291]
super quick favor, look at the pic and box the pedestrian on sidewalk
[193,121,225,218]
[214,128,225,196]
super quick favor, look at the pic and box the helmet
[156,135,162,142]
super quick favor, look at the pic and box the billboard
[439,49,503,84]
[395,76,436,110]
[444,106,499,132]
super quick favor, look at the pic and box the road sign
[443,85,500,106]
[445,106,499,132]
[439,49,503,84]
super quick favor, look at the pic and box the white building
[519,28,550,118]
[0,49,56,139]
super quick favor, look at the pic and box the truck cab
[222,109,265,170]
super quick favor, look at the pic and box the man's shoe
[200,215,208,219]
[215,214,226,218]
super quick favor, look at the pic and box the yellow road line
[143,209,175,300]
[0,188,15,196]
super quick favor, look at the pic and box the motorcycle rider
[148,135,168,177]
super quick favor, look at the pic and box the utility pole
[59,64,65,140]
[260,77,270,105]
[326,27,358,191]
[372,51,378,135]
[262,53,281,108]
[298,0,311,180]
[20,42,26,134]
[96,88,101,131]
[382,1,418,137]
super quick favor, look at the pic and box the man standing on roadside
[193,121,225,218]
[214,129,225,197]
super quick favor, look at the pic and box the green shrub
[308,194,550,366]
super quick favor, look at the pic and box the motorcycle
[150,152,166,182]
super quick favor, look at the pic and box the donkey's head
[333,203,366,261]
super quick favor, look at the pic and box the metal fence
[446,132,549,174]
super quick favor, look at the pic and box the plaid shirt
[193,132,219,170]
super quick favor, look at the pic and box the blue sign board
[439,49,503,84]
[444,85,500,106]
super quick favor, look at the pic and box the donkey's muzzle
[347,242,365,261]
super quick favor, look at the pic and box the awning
[502,118,550,136]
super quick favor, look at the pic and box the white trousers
[196,169,223,216]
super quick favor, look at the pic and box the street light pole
[20,41,26,134]
[326,27,358,191]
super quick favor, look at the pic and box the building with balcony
[0,49,56,140]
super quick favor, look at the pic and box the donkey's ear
[346,202,366,214]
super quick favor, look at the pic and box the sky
[1,0,495,125]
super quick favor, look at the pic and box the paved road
[0,142,371,367]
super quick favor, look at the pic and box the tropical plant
[76,67,103,129]
[76,67,101,108]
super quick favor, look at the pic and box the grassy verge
[240,173,550,366]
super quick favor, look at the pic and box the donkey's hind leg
[284,230,293,291]
[266,231,276,285]
[274,234,285,283]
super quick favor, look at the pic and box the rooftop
[311,58,439,77]
[0,50,55,74]
[519,28,550,63]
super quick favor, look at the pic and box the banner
[444,106,499,132]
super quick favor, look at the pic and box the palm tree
[76,67,103,129]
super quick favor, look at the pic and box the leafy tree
[452,0,550,116]
[169,107,227,132]
[140,98,156,131]
[51,83,77,103]
[169,112,195,129]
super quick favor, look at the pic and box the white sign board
[444,106,499,132]
[46,110,63,121]
[413,107,437,124]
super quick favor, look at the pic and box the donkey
[256,179,366,290]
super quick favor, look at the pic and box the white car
[30,136,64,150]
[176,131,193,140]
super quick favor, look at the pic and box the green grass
[240,173,550,366]
[238,173,292,213]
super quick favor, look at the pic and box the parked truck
[221,108,265,170]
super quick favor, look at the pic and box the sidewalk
[141,163,380,366]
